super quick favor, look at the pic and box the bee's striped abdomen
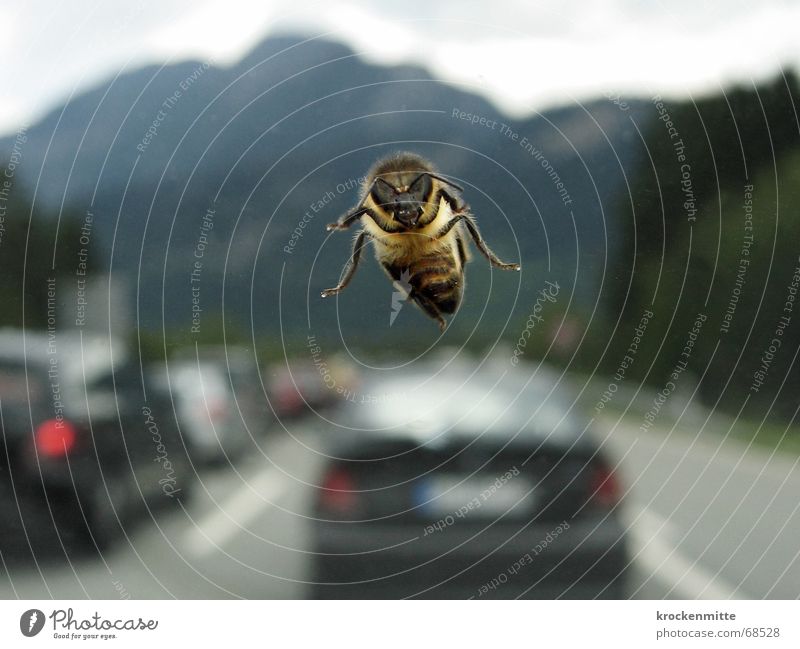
[409,249,463,314]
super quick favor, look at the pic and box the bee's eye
[408,173,432,204]
[371,178,396,208]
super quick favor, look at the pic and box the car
[268,354,361,419]
[0,329,192,555]
[309,358,628,599]
[170,345,275,438]
[150,358,254,465]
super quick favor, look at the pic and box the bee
[321,152,520,331]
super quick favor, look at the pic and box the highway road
[601,411,800,600]
[1,415,797,599]
[0,430,325,599]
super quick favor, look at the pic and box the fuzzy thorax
[364,197,464,266]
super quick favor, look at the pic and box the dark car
[310,358,628,599]
[266,355,360,419]
[0,330,192,555]
[169,345,275,439]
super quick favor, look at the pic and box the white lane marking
[628,507,743,600]
[183,469,289,559]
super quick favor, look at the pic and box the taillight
[206,399,229,423]
[589,463,621,507]
[35,419,78,457]
[276,385,303,415]
[318,466,359,514]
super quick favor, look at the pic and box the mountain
[0,33,651,352]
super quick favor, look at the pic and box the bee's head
[371,172,432,229]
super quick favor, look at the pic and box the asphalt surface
[0,414,797,599]
[602,411,800,599]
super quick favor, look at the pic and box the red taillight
[276,385,303,415]
[319,466,359,514]
[35,419,77,457]
[589,464,621,507]
[206,399,229,423]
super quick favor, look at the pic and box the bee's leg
[326,207,367,231]
[329,208,402,234]
[458,214,521,271]
[436,187,467,213]
[326,178,383,231]
[409,291,447,332]
[321,231,371,298]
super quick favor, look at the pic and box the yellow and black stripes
[408,247,463,314]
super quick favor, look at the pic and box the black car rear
[310,362,628,599]
[0,331,192,556]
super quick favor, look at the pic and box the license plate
[413,474,536,519]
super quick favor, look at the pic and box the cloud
[145,0,275,64]
[1,0,798,134]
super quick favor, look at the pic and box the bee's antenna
[423,173,464,193]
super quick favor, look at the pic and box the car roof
[0,328,128,384]
[331,358,594,452]
[147,359,235,393]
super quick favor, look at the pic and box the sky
[1,0,799,135]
